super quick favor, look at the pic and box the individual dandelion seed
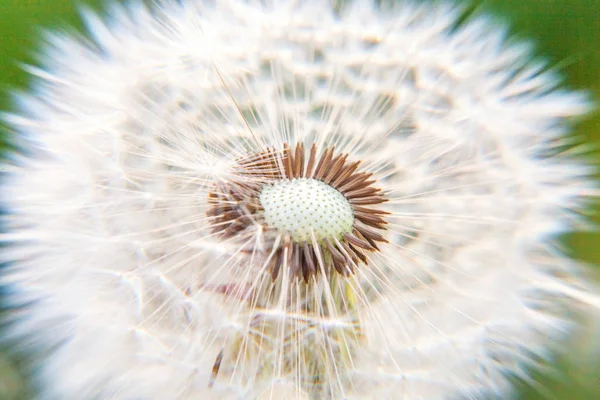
[1,0,599,399]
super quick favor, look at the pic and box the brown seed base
[207,143,389,283]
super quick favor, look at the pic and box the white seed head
[260,178,354,243]
[0,0,598,399]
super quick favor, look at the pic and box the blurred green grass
[0,0,599,399]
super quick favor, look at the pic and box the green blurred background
[0,0,598,398]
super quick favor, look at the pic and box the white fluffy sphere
[1,1,598,399]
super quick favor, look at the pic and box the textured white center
[260,178,354,243]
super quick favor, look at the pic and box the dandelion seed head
[0,0,598,399]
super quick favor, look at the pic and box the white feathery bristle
[0,0,598,399]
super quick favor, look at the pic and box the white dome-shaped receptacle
[260,178,354,243]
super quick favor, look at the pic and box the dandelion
[1,0,598,399]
